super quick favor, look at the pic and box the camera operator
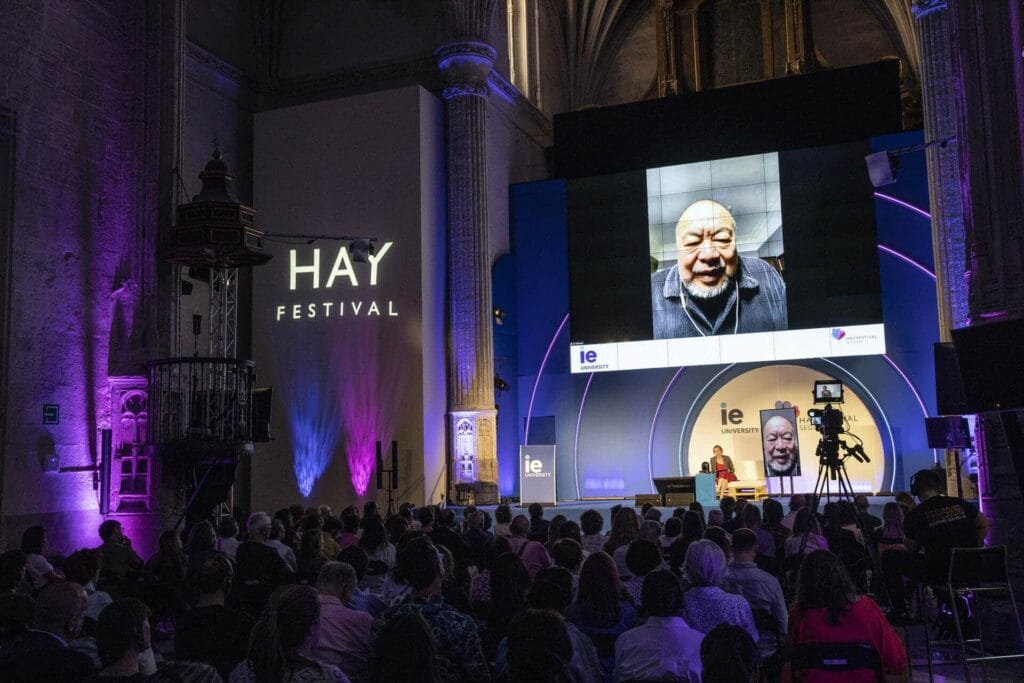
[880,468,987,620]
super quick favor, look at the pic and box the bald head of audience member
[33,581,88,642]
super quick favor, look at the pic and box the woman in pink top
[785,550,906,682]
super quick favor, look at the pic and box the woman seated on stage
[784,550,906,682]
[709,445,737,497]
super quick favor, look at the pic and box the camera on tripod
[807,379,845,439]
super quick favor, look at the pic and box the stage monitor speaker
[652,476,696,496]
[634,493,661,508]
[664,492,696,507]
[934,343,967,416]
[252,388,273,442]
[951,319,1024,413]
[925,416,971,449]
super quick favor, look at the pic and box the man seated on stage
[881,468,988,619]
[652,200,788,339]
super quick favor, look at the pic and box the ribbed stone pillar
[437,5,500,504]
[948,0,1024,589]
[912,0,965,340]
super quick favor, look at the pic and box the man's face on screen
[763,415,798,475]
[676,200,739,298]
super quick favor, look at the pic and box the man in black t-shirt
[882,469,987,616]
[232,512,290,618]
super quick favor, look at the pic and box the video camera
[808,380,845,439]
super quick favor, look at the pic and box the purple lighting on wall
[876,244,936,280]
[287,378,342,498]
[873,192,932,221]
[524,313,569,445]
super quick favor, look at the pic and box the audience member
[614,570,703,682]
[358,516,396,595]
[0,549,33,642]
[506,514,552,578]
[175,554,253,680]
[504,608,574,682]
[527,503,550,542]
[787,550,906,681]
[370,537,489,682]
[556,520,583,549]
[567,551,638,678]
[274,508,296,547]
[882,468,987,617]
[603,508,639,579]
[682,539,757,642]
[214,518,239,562]
[184,521,221,578]
[428,509,469,565]
[314,562,373,683]
[90,598,151,681]
[824,501,871,590]
[579,509,606,554]
[493,504,512,539]
[661,516,682,550]
[266,519,298,572]
[700,623,762,683]
[875,501,906,555]
[230,584,348,682]
[854,494,882,531]
[233,512,290,618]
[703,526,732,561]
[894,491,916,512]
[63,549,113,626]
[416,507,435,535]
[724,498,747,533]
[781,494,806,530]
[707,508,725,527]
[295,527,330,585]
[337,546,385,616]
[21,525,59,590]
[784,508,829,557]
[337,512,361,551]
[545,514,568,550]
[96,521,144,587]
[622,539,662,606]
[481,553,530,659]
[722,528,787,662]
[0,581,95,682]
[368,612,439,683]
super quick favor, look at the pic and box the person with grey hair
[267,518,298,572]
[681,539,758,643]
[314,562,373,682]
[234,512,290,618]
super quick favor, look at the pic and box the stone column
[947,0,1024,585]
[912,0,965,339]
[437,0,500,505]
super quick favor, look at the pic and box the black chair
[921,545,1024,682]
[789,642,883,682]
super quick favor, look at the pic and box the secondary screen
[568,141,885,373]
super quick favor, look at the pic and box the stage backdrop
[252,86,446,510]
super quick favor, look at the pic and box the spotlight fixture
[864,135,956,189]
[494,375,509,391]
[493,307,506,325]
[349,238,376,263]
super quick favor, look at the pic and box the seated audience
[549,538,583,596]
[370,537,489,682]
[603,508,639,579]
[506,514,552,578]
[703,525,733,562]
[722,528,787,662]
[614,569,704,682]
[742,505,777,566]
[314,562,373,683]
[661,516,683,551]
[824,501,871,590]
[63,549,113,627]
[567,551,638,679]
[338,546,386,616]
[90,598,151,681]
[184,521,222,579]
[545,514,568,551]
[622,538,662,607]
[296,528,330,585]
[786,550,906,681]
[556,520,583,550]
[682,539,758,642]
[882,468,987,617]
[266,518,299,572]
[784,508,829,557]
[527,503,550,542]
[874,501,906,555]
[0,581,95,682]
[0,549,33,642]
[21,525,59,591]
[781,494,806,530]
[504,608,574,682]
[579,509,606,555]
[230,584,348,682]
[175,554,254,680]
[855,494,883,531]
[359,516,396,595]
[707,508,725,527]
[369,612,439,683]
[214,518,240,561]
[700,623,762,683]
[481,553,530,660]
[233,512,290,618]
[96,521,144,588]
[493,504,512,539]
[337,512,361,551]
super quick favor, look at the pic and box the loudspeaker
[952,319,1024,413]
[634,493,661,508]
[934,342,967,416]
[924,416,972,449]
[390,441,398,489]
[252,388,272,442]
[375,441,384,490]
[664,492,696,507]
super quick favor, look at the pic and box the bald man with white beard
[652,200,788,338]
